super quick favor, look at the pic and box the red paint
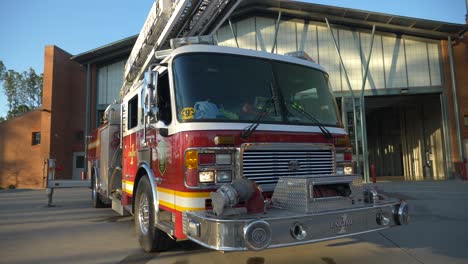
[90,123,348,240]
[246,183,264,214]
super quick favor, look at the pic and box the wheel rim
[138,193,150,235]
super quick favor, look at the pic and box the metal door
[72,152,85,180]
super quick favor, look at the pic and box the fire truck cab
[88,37,409,252]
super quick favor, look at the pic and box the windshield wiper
[240,96,275,140]
[289,103,333,139]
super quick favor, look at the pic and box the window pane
[173,53,340,126]
[383,35,408,88]
[32,132,41,145]
[75,156,85,169]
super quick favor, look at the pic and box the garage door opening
[365,94,446,180]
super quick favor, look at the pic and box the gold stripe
[122,180,134,195]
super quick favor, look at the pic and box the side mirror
[144,69,159,119]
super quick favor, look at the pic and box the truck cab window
[157,72,172,125]
[128,95,138,129]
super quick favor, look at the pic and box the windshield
[173,53,341,127]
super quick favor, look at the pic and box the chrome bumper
[183,200,408,251]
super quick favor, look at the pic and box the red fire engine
[87,0,409,253]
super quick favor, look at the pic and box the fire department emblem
[157,139,167,175]
[181,107,195,120]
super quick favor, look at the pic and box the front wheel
[134,176,175,252]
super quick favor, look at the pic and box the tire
[92,174,106,208]
[134,176,175,252]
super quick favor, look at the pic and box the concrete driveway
[1,180,467,264]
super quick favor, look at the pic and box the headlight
[199,171,215,183]
[344,166,353,175]
[216,170,232,183]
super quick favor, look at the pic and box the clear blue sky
[0,0,466,118]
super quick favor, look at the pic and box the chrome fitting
[393,201,410,225]
[290,222,307,240]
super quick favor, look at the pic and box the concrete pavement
[0,180,467,264]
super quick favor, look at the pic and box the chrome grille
[241,144,335,189]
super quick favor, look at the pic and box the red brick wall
[0,46,87,188]
[441,35,468,163]
[42,46,87,180]
[0,111,44,188]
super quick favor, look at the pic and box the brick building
[1,1,467,188]
[0,46,86,188]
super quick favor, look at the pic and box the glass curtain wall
[216,17,442,93]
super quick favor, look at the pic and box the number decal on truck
[181,107,195,120]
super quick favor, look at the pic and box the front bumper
[183,200,408,251]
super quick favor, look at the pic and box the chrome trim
[240,143,336,191]
[138,162,159,223]
[183,201,405,251]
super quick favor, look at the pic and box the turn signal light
[185,150,198,169]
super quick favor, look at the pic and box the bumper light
[199,171,215,183]
[244,221,272,251]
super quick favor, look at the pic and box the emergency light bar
[284,51,316,63]
[170,35,216,49]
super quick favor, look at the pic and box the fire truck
[87,0,409,252]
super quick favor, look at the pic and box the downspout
[447,36,464,169]
[84,63,91,177]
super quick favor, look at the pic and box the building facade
[1,1,467,188]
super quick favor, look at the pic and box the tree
[0,60,43,119]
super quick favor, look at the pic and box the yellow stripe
[159,200,205,211]
[122,181,208,211]
[158,200,175,210]
[123,180,134,195]
[157,187,210,198]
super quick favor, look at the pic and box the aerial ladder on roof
[121,0,243,95]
